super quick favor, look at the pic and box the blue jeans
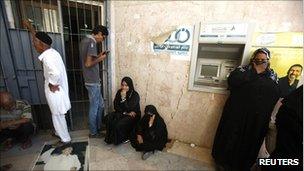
[85,83,104,135]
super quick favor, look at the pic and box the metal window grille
[0,0,109,131]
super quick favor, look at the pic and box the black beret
[35,32,52,46]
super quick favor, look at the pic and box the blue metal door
[0,0,108,131]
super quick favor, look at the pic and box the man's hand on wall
[22,19,36,35]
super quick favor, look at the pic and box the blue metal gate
[0,0,108,131]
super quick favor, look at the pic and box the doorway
[0,0,109,131]
[60,0,106,130]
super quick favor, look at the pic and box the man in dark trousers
[212,48,280,171]
[79,25,109,138]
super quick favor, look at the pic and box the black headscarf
[142,105,162,128]
[145,105,159,116]
[136,105,168,149]
[251,47,271,60]
[121,76,135,100]
[246,47,278,82]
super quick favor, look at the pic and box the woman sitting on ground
[130,105,168,160]
[104,77,141,145]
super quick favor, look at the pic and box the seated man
[0,91,35,149]
[130,105,168,160]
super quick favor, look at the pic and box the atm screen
[200,65,219,77]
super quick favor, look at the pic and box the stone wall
[110,1,303,148]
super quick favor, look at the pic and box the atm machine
[188,22,254,94]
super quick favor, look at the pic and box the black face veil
[144,105,159,116]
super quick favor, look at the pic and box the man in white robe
[23,20,71,144]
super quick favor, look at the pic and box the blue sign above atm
[152,26,193,56]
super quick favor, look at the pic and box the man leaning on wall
[23,20,72,146]
[79,25,109,138]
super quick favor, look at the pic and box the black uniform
[212,65,280,171]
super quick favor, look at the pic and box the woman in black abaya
[130,105,168,160]
[104,77,141,145]
[212,48,280,171]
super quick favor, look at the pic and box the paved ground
[89,138,214,170]
[1,130,215,170]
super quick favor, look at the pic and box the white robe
[38,48,71,115]
[44,154,81,171]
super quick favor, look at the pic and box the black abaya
[105,89,141,145]
[263,85,303,171]
[130,105,168,152]
[212,65,280,170]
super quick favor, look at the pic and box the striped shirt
[0,100,32,121]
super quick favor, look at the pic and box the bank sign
[152,26,193,56]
